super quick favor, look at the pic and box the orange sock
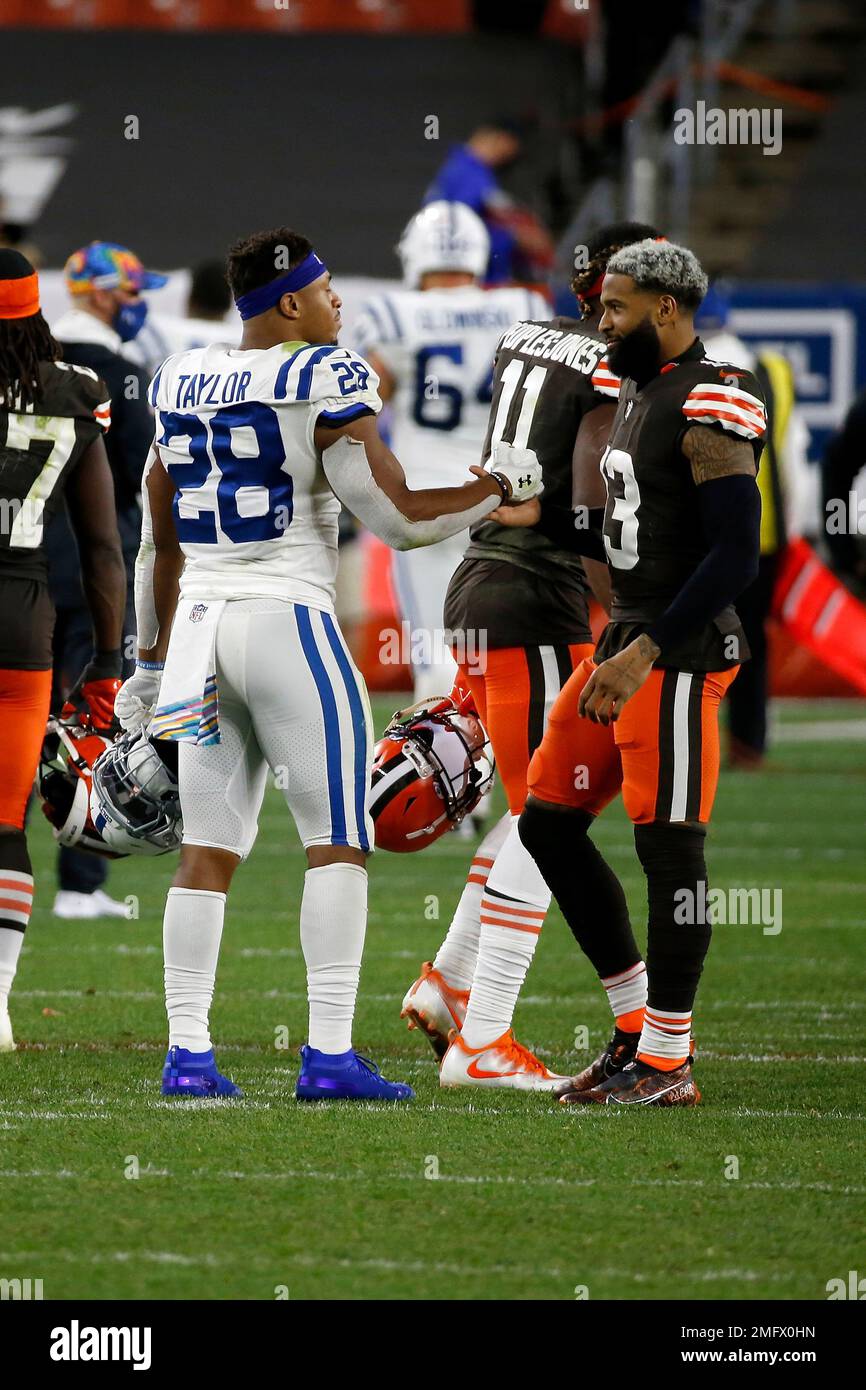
[616,1007,645,1034]
[637,1050,688,1071]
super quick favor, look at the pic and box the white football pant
[178,598,374,857]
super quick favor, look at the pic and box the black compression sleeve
[646,473,761,656]
[536,502,607,560]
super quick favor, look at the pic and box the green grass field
[2,697,865,1302]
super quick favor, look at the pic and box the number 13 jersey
[148,340,382,609]
[597,338,767,672]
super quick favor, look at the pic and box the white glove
[115,662,163,732]
[487,441,544,503]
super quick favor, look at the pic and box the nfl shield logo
[190,603,208,623]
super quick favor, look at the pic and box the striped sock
[637,1006,692,1070]
[0,841,34,1009]
[433,812,511,990]
[460,818,550,1049]
[602,961,647,1034]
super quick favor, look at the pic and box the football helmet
[370,696,494,852]
[37,719,123,858]
[89,728,182,856]
[397,201,490,287]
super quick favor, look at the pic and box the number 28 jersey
[148,339,381,608]
[597,338,767,672]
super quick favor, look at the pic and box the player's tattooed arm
[682,424,757,484]
[578,633,658,725]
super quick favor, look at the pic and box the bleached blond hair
[606,238,708,310]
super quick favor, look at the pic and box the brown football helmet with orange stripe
[369,695,494,853]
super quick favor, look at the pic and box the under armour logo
[518,474,532,488]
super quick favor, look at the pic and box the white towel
[150,598,225,745]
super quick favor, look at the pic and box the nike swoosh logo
[607,1078,686,1105]
[467,1059,521,1080]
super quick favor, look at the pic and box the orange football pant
[0,667,53,829]
[455,644,594,814]
[528,657,739,824]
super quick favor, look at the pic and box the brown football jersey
[444,316,617,648]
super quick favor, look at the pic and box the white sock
[602,961,647,1029]
[301,863,367,1055]
[432,812,511,989]
[163,887,226,1052]
[460,817,551,1049]
[0,927,25,1010]
[638,1007,692,1067]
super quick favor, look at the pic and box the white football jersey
[354,284,549,488]
[148,340,381,608]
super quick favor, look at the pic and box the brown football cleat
[554,1027,640,1100]
[561,1057,701,1106]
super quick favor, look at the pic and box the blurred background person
[130,257,236,376]
[424,118,555,286]
[354,201,548,702]
[698,284,809,769]
[46,240,163,919]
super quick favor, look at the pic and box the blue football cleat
[296,1045,414,1102]
[161,1045,244,1098]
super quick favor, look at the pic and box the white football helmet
[89,728,182,856]
[398,201,490,287]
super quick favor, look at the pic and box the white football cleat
[439,1029,568,1092]
[53,888,131,920]
[0,1007,15,1053]
[400,962,469,1060]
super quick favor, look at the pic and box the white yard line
[1,1166,861,1198]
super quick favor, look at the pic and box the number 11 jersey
[148,339,382,609]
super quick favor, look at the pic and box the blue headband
[234,252,327,321]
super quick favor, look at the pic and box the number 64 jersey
[597,338,767,672]
[148,339,382,608]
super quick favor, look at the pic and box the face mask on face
[114,298,148,342]
[607,313,661,385]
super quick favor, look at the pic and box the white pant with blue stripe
[178,598,374,857]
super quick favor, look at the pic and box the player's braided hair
[571,221,661,316]
[226,227,314,299]
[0,250,59,410]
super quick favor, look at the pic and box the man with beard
[519,239,766,1106]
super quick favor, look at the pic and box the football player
[116,226,541,1102]
[399,223,661,1089]
[519,238,766,1106]
[354,201,549,700]
[0,249,126,1050]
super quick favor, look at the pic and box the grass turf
[1,697,865,1301]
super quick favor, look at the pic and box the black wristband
[487,471,511,504]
